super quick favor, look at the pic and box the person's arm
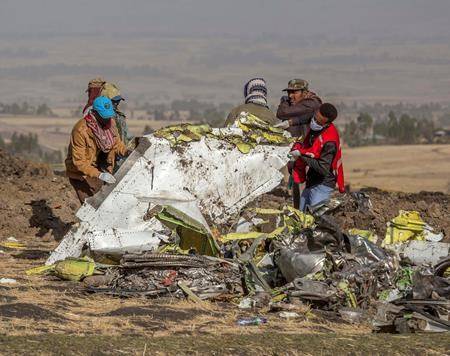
[71,129,101,178]
[115,136,129,156]
[289,112,314,127]
[117,113,133,141]
[276,98,314,119]
[276,100,298,121]
[301,142,336,177]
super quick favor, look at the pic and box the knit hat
[244,78,268,107]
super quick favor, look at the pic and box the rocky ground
[0,149,449,354]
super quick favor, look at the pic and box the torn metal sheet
[288,278,336,301]
[386,240,449,266]
[48,133,290,264]
[275,248,326,282]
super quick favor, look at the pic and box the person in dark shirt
[289,103,345,212]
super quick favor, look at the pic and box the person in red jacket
[289,103,345,212]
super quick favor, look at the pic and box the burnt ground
[0,149,449,354]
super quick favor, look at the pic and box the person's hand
[98,172,116,184]
[288,150,301,161]
[280,95,290,103]
[274,121,290,130]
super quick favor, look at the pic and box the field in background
[0,116,166,150]
[344,144,450,193]
[1,34,450,106]
[1,116,449,193]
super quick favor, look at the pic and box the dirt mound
[0,150,78,242]
[263,186,450,240]
[331,187,450,240]
[0,149,52,179]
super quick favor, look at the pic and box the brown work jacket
[65,118,128,180]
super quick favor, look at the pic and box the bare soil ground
[1,149,449,354]
[333,187,450,240]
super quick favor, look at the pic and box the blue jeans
[300,184,334,212]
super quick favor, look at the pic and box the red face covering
[84,112,115,153]
[99,117,112,129]
[83,87,103,113]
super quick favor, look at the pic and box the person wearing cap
[276,79,322,209]
[276,79,322,138]
[65,96,130,203]
[101,82,133,146]
[83,77,106,114]
[288,103,345,212]
[224,78,277,126]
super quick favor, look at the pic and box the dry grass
[344,144,450,193]
[0,239,369,339]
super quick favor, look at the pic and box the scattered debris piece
[384,210,433,245]
[279,311,301,319]
[0,241,26,250]
[0,278,17,284]
[237,316,268,326]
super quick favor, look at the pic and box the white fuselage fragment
[47,134,290,264]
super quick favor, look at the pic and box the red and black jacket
[290,123,345,193]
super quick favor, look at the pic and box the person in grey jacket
[276,79,322,138]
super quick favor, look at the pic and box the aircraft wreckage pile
[29,113,450,334]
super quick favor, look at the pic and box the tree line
[343,111,441,147]
[138,99,232,127]
[0,102,55,116]
[0,132,62,164]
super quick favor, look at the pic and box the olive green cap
[282,79,309,92]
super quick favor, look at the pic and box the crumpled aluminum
[274,247,325,282]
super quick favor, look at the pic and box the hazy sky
[1,0,449,39]
[1,0,450,104]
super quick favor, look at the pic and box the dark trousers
[69,177,103,204]
[293,183,300,210]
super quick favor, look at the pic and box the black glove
[280,96,290,103]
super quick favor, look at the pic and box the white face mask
[310,117,324,131]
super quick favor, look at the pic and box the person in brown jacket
[276,79,322,138]
[66,96,129,203]
[276,79,322,210]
